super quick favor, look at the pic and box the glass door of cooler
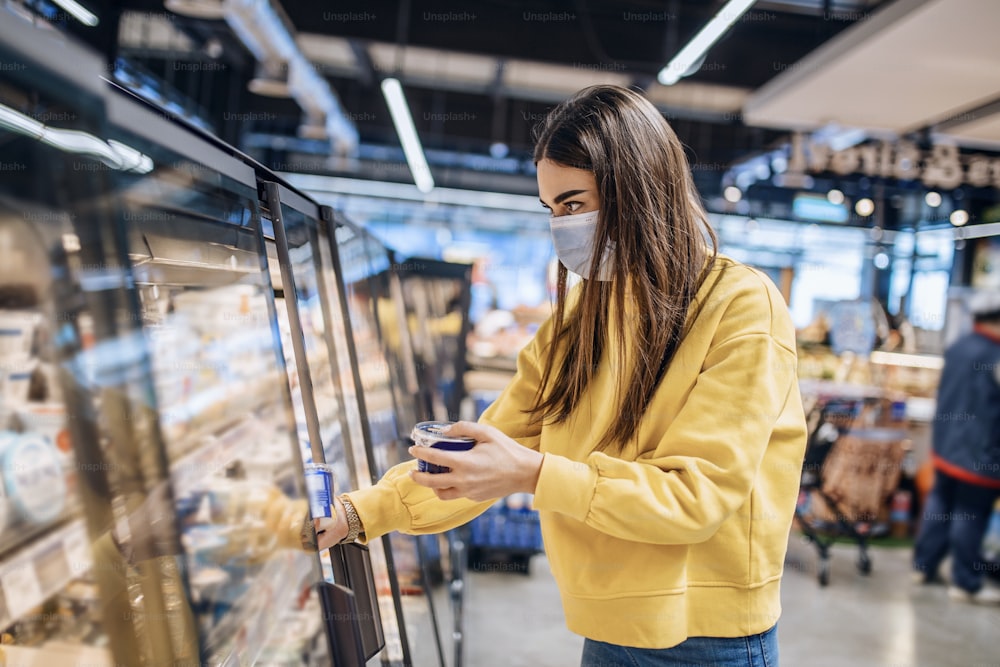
[258,181,390,666]
[0,16,161,667]
[104,89,327,666]
[329,215,451,667]
[391,258,473,424]
[258,183,355,505]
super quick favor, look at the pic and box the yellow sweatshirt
[347,255,807,649]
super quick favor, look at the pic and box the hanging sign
[787,133,1000,190]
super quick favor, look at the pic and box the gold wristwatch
[339,494,364,544]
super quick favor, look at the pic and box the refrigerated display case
[258,181,391,665]
[3,11,465,666]
[330,216,452,666]
[100,86,328,665]
[0,15,164,667]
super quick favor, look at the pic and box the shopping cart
[794,395,909,586]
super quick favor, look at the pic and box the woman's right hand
[314,497,349,551]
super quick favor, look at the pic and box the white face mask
[549,209,614,281]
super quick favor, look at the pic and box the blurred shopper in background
[317,85,808,666]
[913,291,1000,604]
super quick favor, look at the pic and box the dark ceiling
[55,0,889,196]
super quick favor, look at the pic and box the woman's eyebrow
[540,189,589,207]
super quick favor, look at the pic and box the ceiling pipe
[217,0,358,155]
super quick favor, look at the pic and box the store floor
[460,536,999,667]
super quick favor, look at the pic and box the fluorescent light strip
[381,78,434,193]
[658,0,756,86]
[284,173,544,213]
[52,0,99,26]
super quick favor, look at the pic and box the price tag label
[1,561,44,621]
[64,523,92,577]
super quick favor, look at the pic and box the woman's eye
[565,202,581,213]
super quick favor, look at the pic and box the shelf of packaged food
[168,398,282,498]
[169,426,244,501]
[465,353,517,374]
[0,517,91,631]
[0,642,113,667]
[0,498,82,563]
[164,386,277,469]
[463,369,515,394]
[131,259,259,292]
[798,378,885,401]
[202,549,315,665]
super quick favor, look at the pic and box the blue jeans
[580,624,778,667]
[913,470,1000,592]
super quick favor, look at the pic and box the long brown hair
[530,85,718,453]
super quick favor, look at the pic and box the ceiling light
[827,189,844,205]
[873,252,890,270]
[855,198,874,216]
[950,210,969,226]
[51,0,98,26]
[657,0,757,86]
[164,0,225,19]
[925,191,942,207]
[723,186,742,203]
[381,78,434,193]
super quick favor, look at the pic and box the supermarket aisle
[780,538,998,667]
[462,540,998,666]
[464,556,582,666]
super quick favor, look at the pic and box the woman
[318,85,807,666]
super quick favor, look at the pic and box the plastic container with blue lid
[410,421,476,474]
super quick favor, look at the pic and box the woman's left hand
[409,421,543,502]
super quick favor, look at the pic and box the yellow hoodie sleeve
[533,272,802,545]
[348,316,548,540]
[348,461,493,544]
